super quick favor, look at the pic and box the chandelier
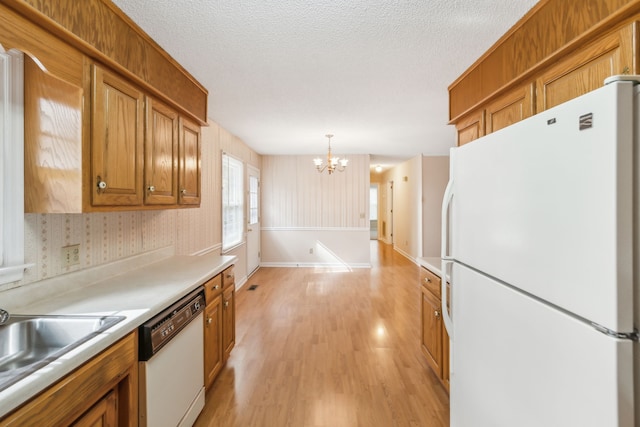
[313,134,348,174]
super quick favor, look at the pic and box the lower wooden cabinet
[420,266,450,392]
[0,332,138,427]
[204,293,223,390]
[71,389,118,427]
[222,284,236,362]
[203,266,236,390]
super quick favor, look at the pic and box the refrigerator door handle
[441,177,455,338]
[441,258,454,338]
[441,178,454,261]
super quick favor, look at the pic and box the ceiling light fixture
[313,134,348,175]
[375,165,382,173]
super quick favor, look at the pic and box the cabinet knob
[97,177,107,190]
[224,300,229,308]
[434,310,441,318]
[214,284,220,290]
[181,188,187,195]
[207,317,212,324]
[148,185,155,192]
[424,277,431,284]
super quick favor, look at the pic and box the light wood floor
[194,241,450,427]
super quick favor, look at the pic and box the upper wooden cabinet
[146,98,179,205]
[455,109,484,146]
[2,0,206,213]
[535,23,634,112]
[25,61,201,212]
[485,84,534,135]
[91,64,145,207]
[178,117,201,206]
[1,0,207,124]
[456,83,535,145]
[449,0,640,145]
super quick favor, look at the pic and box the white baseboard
[259,262,371,269]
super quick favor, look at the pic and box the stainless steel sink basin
[0,314,125,392]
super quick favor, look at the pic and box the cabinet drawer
[222,265,235,289]
[204,274,222,303]
[420,267,441,298]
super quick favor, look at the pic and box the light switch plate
[62,244,80,267]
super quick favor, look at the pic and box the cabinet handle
[207,317,212,324]
[434,310,441,318]
[148,185,155,192]
[224,300,229,308]
[96,177,107,191]
[213,284,220,290]
[424,277,431,284]
[181,188,187,195]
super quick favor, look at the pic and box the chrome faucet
[0,309,9,325]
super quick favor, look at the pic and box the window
[248,174,259,225]
[0,48,29,285]
[222,153,244,251]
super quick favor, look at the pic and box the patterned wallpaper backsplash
[21,210,179,286]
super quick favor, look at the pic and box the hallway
[195,242,450,426]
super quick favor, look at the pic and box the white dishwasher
[139,287,205,427]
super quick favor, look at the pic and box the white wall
[422,156,449,257]
[261,154,370,268]
[370,155,449,261]
[386,155,422,260]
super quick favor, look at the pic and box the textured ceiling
[111,0,538,169]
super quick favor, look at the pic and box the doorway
[370,184,378,240]
[246,165,260,276]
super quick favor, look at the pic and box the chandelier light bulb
[313,134,348,174]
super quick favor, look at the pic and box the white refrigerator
[440,77,639,427]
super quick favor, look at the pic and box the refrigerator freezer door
[451,263,634,427]
[451,81,634,333]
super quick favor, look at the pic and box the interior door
[246,165,260,276]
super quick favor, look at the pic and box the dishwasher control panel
[138,287,205,361]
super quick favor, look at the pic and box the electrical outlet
[62,244,80,267]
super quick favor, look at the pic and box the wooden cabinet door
[222,265,235,289]
[222,285,236,362]
[178,117,201,205]
[442,324,450,392]
[536,23,635,112]
[204,295,223,390]
[91,65,144,206]
[456,109,484,146]
[421,286,442,377]
[145,98,178,205]
[485,83,534,135]
[71,389,118,427]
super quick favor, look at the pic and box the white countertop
[0,250,236,418]
[417,257,443,277]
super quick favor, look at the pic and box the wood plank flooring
[194,241,450,427]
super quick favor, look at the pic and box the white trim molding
[261,227,369,232]
[261,228,370,267]
[0,47,32,286]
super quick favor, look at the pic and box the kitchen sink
[0,314,125,392]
